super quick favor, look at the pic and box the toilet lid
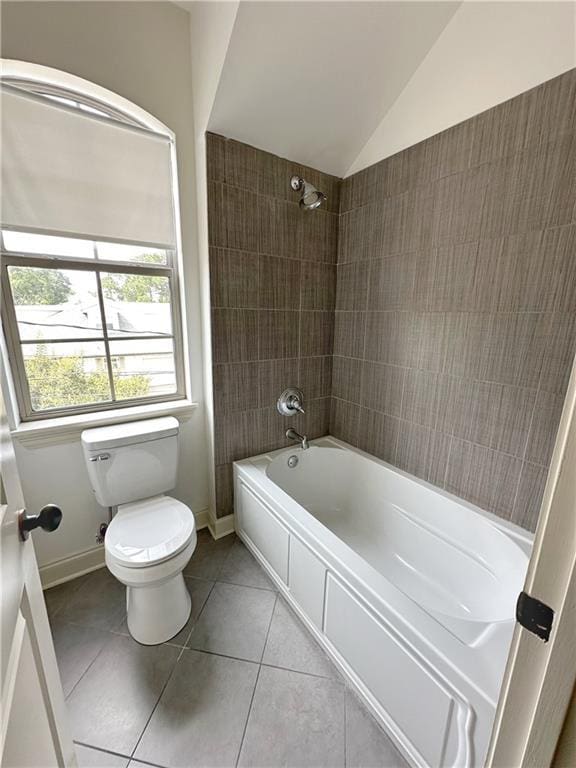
[105,495,195,568]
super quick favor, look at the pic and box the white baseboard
[194,507,210,531]
[40,545,105,589]
[40,507,211,589]
[207,512,235,539]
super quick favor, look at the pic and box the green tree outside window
[24,345,150,410]
[101,253,169,303]
[9,267,73,305]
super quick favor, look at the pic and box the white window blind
[1,86,176,248]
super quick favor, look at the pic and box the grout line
[183,573,217,585]
[441,435,453,490]
[259,592,278,665]
[511,379,541,516]
[214,577,277,593]
[181,646,261,666]
[128,645,182,761]
[259,660,340,683]
[62,625,120,701]
[177,579,217,650]
[234,592,277,767]
[234,663,262,768]
[73,742,134,763]
[397,369,407,429]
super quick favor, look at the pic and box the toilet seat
[105,495,195,569]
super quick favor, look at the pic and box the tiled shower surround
[207,134,339,517]
[207,68,576,531]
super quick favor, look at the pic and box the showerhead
[290,175,326,210]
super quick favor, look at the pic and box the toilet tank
[81,417,179,507]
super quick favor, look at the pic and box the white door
[486,352,576,767]
[0,389,76,768]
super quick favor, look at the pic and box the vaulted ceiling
[205,1,459,176]
[181,1,576,178]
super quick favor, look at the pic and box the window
[1,74,185,420]
[1,231,185,419]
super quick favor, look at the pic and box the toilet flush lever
[89,453,110,462]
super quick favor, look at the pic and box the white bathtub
[233,437,532,768]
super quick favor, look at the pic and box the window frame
[0,73,188,422]
[1,233,187,421]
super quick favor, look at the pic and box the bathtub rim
[260,436,533,555]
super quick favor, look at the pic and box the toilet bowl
[81,417,197,645]
[105,494,196,645]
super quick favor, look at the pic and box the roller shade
[1,86,176,248]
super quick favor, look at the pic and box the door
[486,351,576,767]
[0,388,75,767]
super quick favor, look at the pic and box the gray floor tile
[58,568,126,631]
[183,529,235,580]
[75,744,129,768]
[262,598,337,679]
[238,665,345,768]
[67,634,179,755]
[134,649,258,768]
[113,577,214,647]
[218,540,275,591]
[187,582,276,662]
[51,621,112,697]
[44,574,90,620]
[345,690,409,768]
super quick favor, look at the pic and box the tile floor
[46,530,408,768]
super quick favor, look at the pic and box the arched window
[1,62,186,419]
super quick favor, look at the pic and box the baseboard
[40,507,211,589]
[40,545,106,589]
[207,512,235,539]
[194,507,210,531]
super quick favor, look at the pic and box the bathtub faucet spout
[286,428,309,450]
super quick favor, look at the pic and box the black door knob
[19,504,63,541]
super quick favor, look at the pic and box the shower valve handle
[277,388,305,416]
[288,396,305,414]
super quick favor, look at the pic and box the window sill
[11,399,199,447]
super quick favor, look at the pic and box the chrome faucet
[286,428,309,450]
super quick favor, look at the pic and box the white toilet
[81,417,197,645]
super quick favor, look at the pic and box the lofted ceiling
[203,1,460,177]
[181,1,575,178]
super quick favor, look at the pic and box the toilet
[81,417,197,645]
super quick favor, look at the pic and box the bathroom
[1,2,575,767]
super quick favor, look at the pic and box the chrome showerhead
[290,175,326,210]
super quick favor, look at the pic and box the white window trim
[9,399,198,447]
[2,328,199,446]
[1,59,193,423]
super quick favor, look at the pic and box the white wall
[347,0,576,175]
[187,0,239,136]
[1,1,211,570]
[206,0,459,176]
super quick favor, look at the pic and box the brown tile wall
[332,69,576,532]
[207,134,339,517]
